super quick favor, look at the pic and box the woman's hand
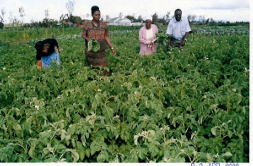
[58,48,62,53]
[111,49,116,56]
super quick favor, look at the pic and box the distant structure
[104,17,145,26]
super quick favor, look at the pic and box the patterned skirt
[41,52,61,69]
[85,49,109,76]
[85,50,107,67]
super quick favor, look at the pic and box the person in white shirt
[166,9,191,48]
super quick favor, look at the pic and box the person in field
[82,6,116,76]
[139,16,159,56]
[35,38,61,69]
[166,9,191,48]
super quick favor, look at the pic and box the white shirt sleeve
[185,18,191,32]
[166,21,172,35]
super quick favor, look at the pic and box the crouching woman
[35,38,61,69]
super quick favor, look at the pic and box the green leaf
[28,138,37,158]
[138,147,148,159]
[71,138,76,148]
[65,135,71,141]
[28,148,34,158]
[60,130,66,140]
[70,125,76,135]
[97,151,108,162]
[13,124,21,131]
[227,130,233,138]
[207,153,214,162]
[90,142,100,155]
[86,148,91,158]
[211,127,217,136]
[72,151,79,162]
[79,149,85,161]
[222,152,233,157]
[88,39,100,52]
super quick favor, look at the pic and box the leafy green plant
[88,38,100,52]
[0,25,249,162]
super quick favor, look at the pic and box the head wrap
[145,16,152,21]
[91,6,100,15]
[35,41,43,51]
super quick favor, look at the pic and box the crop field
[0,25,249,162]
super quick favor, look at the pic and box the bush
[0,22,4,29]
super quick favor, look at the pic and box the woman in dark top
[82,6,116,76]
[35,38,61,69]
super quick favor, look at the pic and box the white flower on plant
[98,89,102,92]
[3,67,6,70]
[232,88,236,92]
[35,105,39,110]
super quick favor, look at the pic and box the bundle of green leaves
[88,38,100,52]
[155,32,171,46]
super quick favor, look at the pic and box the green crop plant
[0,25,249,162]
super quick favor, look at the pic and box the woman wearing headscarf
[139,16,159,56]
[35,38,61,69]
[82,6,116,76]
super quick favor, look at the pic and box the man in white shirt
[166,9,191,48]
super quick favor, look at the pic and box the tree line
[0,0,249,30]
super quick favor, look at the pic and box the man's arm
[181,32,189,46]
[168,34,172,48]
[166,21,172,48]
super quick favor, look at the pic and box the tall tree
[45,9,49,19]
[187,15,192,23]
[165,11,170,23]
[0,8,5,29]
[151,13,158,24]
[125,15,136,22]
[66,0,75,21]
[0,8,5,23]
[137,15,143,22]
[9,12,19,30]
[19,6,25,26]
[192,15,196,23]
[198,15,205,24]
[45,9,49,27]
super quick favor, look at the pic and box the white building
[104,17,132,26]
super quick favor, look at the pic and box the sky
[0,0,251,23]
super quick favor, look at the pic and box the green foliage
[0,25,249,162]
[88,39,100,52]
